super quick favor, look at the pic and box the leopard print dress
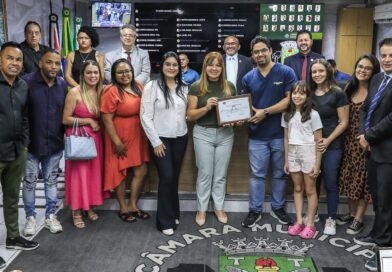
[339,100,372,202]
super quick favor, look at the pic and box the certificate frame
[216,94,252,126]
[378,247,392,272]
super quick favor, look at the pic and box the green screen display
[260,3,324,40]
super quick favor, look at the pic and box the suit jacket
[283,51,323,81]
[104,46,151,85]
[223,53,253,94]
[360,73,392,163]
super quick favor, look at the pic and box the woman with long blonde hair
[187,51,236,226]
[63,60,104,228]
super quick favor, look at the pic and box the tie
[125,51,131,64]
[364,74,391,132]
[301,55,308,81]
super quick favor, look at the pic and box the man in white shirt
[223,35,253,94]
[104,24,151,85]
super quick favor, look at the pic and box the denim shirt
[23,71,68,156]
[0,72,29,161]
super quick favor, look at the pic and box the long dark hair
[344,54,380,99]
[284,81,313,123]
[110,58,142,97]
[158,51,186,108]
[308,58,339,93]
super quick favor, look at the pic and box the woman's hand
[284,161,290,175]
[205,97,218,111]
[88,119,100,132]
[114,142,127,159]
[154,144,166,158]
[316,138,330,153]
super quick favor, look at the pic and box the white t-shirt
[281,109,323,145]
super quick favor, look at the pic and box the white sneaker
[303,212,320,223]
[323,217,336,235]
[162,228,174,236]
[45,214,63,234]
[23,216,36,236]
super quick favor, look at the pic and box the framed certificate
[378,247,392,272]
[216,94,252,126]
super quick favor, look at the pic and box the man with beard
[0,42,39,268]
[284,30,323,81]
[22,49,67,236]
[241,36,297,228]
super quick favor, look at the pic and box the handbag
[64,118,97,160]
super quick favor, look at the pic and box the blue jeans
[23,151,63,217]
[316,148,343,219]
[249,138,287,213]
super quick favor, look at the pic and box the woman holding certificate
[141,52,188,236]
[187,51,236,226]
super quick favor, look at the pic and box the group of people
[0,19,390,272]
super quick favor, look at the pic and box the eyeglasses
[122,34,136,38]
[116,70,131,75]
[356,64,373,72]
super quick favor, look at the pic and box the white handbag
[64,118,97,160]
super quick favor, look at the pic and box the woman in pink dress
[63,60,104,228]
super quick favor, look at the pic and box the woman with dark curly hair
[101,59,150,223]
[65,26,105,87]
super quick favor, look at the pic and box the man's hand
[357,134,370,151]
[248,106,266,124]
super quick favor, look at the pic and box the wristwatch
[263,109,270,117]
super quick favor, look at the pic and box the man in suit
[104,24,151,85]
[284,30,323,81]
[223,35,253,94]
[355,38,392,272]
[20,21,50,75]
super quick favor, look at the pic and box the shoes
[175,219,180,225]
[45,214,63,234]
[323,217,336,235]
[0,256,5,269]
[270,208,293,225]
[162,228,174,236]
[303,211,320,223]
[23,216,37,236]
[241,211,262,228]
[354,234,377,247]
[87,210,99,221]
[288,223,305,236]
[364,254,378,271]
[195,212,206,226]
[6,236,39,251]
[118,211,136,223]
[336,213,354,226]
[129,209,150,220]
[214,210,228,224]
[346,219,364,235]
[300,226,317,239]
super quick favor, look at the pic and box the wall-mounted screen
[260,3,324,40]
[92,2,132,28]
[134,3,259,72]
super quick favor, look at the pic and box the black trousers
[154,135,188,230]
[367,158,392,246]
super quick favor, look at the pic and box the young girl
[282,81,323,239]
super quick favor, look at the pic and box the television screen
[92,2,132,28]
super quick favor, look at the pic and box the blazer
[283,51,323,81]
[223,53,253,94]
[360,73,392,163]
[104,46,151,85]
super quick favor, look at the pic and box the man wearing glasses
[222,35,252,94]
[104,24,151,85]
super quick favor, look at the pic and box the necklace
[78,50,92,63]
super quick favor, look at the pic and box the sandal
[129,209,150,220]
[288,223,305,236]
[118,212,136,223]
[72,212,85,229]
[87,210,99,221]
[299,225,317,239]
